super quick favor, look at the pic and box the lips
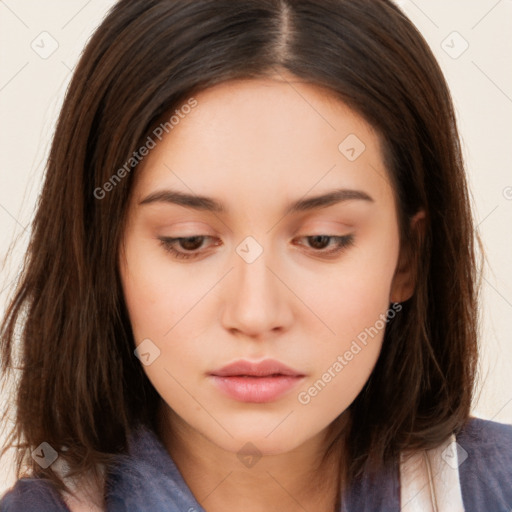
[209,359,305,403]
[210,359,304,378]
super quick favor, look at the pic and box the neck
[156,404,348,512]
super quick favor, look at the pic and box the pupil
[181,236,203,251]
[309,235,329,249]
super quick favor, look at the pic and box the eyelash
[157,234,355,260]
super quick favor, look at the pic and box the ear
[389,210,426,303]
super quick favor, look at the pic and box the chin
[206,417,315,456]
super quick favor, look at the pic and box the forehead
[133,75,394,212]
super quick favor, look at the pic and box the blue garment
[1,417,511,511]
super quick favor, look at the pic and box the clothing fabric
[1,417,511,511]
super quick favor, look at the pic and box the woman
[1,0,511,510]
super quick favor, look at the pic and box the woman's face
[119,74,418,456]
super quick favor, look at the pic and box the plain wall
[1,0,511,494]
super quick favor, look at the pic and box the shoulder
[0,469,104,512]
[456,416,512,511]
[0,477,69,512]
[457,416,512,466]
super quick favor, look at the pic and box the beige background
[1,0,511,494]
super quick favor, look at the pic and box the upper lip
[210,359,305,378]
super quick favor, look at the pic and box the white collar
[400,434,465,511]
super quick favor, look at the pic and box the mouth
[208,359,305,403]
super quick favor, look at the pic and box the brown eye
[295,234,355,257]
[157,236,220,260]
[307,235,332,250]
[178,236,206,251]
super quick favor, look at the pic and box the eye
[158,236,220,260]
[294,235,355,257]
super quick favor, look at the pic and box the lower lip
[209,375,304,403]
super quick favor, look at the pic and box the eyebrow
[138,188,374,214]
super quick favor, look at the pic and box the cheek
[120,236,208,343]
[294,287,393,426]
[300,229,399,342]
[292,230,399,415]
[120,241,211,412]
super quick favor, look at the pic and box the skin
[119,72,424,512]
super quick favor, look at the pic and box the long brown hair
[1,0,482,501]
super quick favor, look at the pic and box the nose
[220,242,294,339]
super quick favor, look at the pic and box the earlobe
[389,210,426,303]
